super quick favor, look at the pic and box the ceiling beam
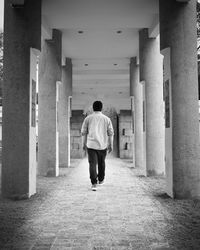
[73,82,129,88]
[11,0,25,7]
[73,69,129,75]
[73,74,129,81]
[176,0,191,2]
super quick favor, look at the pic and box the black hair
[93,101,103,111]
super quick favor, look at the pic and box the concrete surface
[38,29,62,177]
[59,58,72,168]
[130,57,143,170]
[139,28,165,177]
[0,157,200,249]
[160,0,200,199]
[2,0,41,198]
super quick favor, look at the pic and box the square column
[59,58,72,167]
[2,0,41,199]
[130,96,136,166]
[38,29,62,176]
[67,96,72,166]
[160,0,200,198]
[139,29,165,176]
[130,57,144,170]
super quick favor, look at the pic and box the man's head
[93,101,103,111]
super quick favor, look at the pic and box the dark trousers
[87,148,107,185]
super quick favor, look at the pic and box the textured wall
[2,0,41,198]
[139,28,165,176]
[119,110,133,159]
[38,29,62,176]
[59,59,72,167]
[160,0,200,198]
[130,57,143,169]
[70,110,85,158]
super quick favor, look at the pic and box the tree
[0,32,3,80]
[0,32,2,101]
[197,1,200,52]
[197,1,200,99]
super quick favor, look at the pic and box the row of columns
[1,0,200,199]
[38,30,72,177]
[2,0,41,198]
[2,0,72,199]
[130,30,165,176]
[38,30,72,176]
[130,0,200,199]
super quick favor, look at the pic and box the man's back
[81,111,114,150]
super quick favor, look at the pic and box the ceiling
[42,0,159,113]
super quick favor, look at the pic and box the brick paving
[0,157,200,250]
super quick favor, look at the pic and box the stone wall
[119,110,133,159]
[70,110,85,158]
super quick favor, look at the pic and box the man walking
[81,101,114,191]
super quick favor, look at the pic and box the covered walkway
[0,158,200,250]
[2,0,200,201]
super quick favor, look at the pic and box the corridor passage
[0,158,200,250]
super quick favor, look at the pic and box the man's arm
[81,117,88,151]
[107,134,114,153]
[107,119,114,153]
[82,134,87,151]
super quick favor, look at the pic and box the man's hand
[107,135,113,154]
[82,134,87,151]
[107,144,113,153]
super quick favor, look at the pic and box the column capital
[130,57,139,66]
[63,58,72,78]
[46,29,62,68]
[130,57,139,97]
[65,58,72,66]
[130,57,137,66]
[139,28,148,40]
[139,28,158,42]
[62,57,72,96]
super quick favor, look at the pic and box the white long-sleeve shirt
[81,112,114,150]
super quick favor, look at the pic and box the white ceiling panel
[42,0,159,110]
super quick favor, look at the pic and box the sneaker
[91,184,97,191]
[98,180,104,185]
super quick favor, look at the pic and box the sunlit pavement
[0,157,200,250]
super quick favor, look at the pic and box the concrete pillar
[38,29,62,176]
[141,81,147,172]
[59,58,72,167]
[130,96,135,166]
[160,0,200,199]
[139,29,165,176]
[130,57,143,170]
[67,96,72,166]
[2,0,41,199]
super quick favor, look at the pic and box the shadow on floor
[0,158,200,249]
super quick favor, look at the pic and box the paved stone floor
[0,157,200,250]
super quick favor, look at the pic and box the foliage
[197,2,200,52]
[0,32,2,100]
[0,32,2,82]
[197,2,200,34]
